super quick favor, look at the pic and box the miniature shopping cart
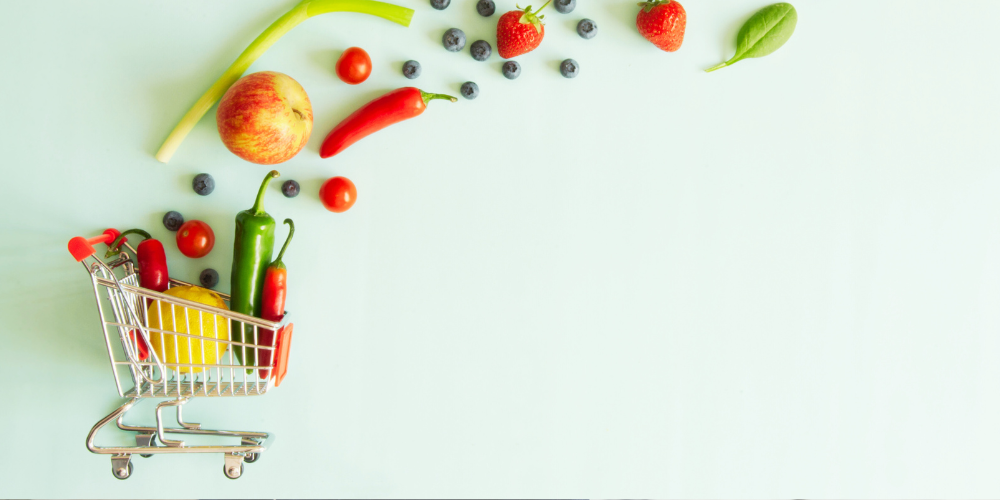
[68,229,294,480]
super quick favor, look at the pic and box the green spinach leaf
[706,3,797,73]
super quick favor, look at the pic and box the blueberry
[282,180,300,198]
[560,58,580,78]
[199,269,219,289]
[460,81,479,100]
[554,0,575,13]
[163,211,184,232]
[502,60,521,80]
[430,0,449,9]
[442,28,466,52]
[470,40,492,62]
[192,173,215,196]
[402,60,421,79]
[577,18,597,39]
[476,0,495,16]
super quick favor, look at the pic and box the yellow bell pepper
[147,285,230,373]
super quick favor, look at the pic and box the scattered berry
[402,60,421,79]
[282,180,300,198]
[192,173,215,196]
[577,18,598,39]
[636,0,687,52]
[430,0,450,10]
[163,211,184,232]
[442,28,466,52]
[496,4,550,58]
[470,40,492,61]
[560,58,580,78]
[476,0,496,17]
[502,60,521,79]
[460,81,479,100]
[554,0,575,14]
[199,268,219,289]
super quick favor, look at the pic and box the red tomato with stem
[336,47,372,85]
[320,176,357,213]
[176,220,215,258]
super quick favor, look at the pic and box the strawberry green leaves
[705,2,797,73]
[517,1,551,34]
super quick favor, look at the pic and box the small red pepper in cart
[258,219,293,378]
[107,229,169,361]
[319,87,456,158]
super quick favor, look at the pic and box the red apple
[216,71,313,165]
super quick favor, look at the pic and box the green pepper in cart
[231,169,279,368]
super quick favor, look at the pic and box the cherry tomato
[320,176,357,213]
[336,47,372,85]
[176,220,215,258]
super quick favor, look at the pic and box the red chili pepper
[319,87,456,159]
[107,229,169,361]
[258,219,294,378]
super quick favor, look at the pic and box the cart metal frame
[68,230,292,480]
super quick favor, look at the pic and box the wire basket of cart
[68,229,294,480]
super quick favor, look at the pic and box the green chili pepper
[231,169,280,368]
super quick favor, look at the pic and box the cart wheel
[245,452,259,463]
[224,463,244,480]
[113,461,133,480]
[140,434,156,458]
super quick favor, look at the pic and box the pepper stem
[251,170,280,215]
[420,90,458,104]
[273,219,295,267]
[106,229,152,258]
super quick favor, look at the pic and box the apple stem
[154,0,414,163]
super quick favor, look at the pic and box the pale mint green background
[2,0,1000,497]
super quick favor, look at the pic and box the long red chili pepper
[319,87,456,159]
[107,229,169,361]
[258,219,294,378]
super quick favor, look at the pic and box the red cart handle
[272,323,293,387]
[68,228,123,262]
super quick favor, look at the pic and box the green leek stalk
[155,0,414,163]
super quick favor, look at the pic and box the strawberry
[496,1,552,59]
[636,0,686,52]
